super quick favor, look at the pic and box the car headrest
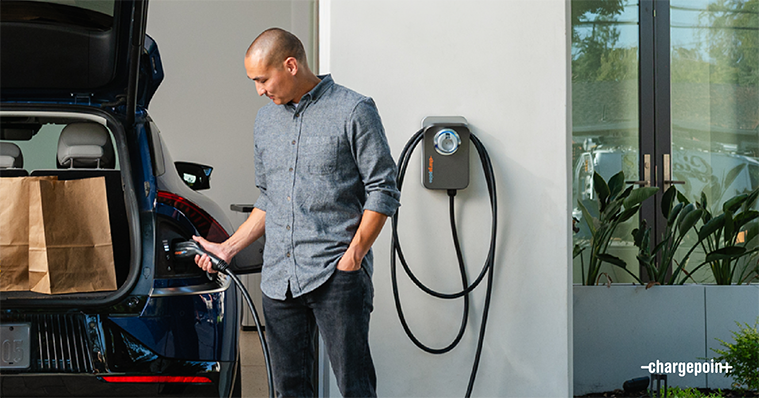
[57,122,115,169]
[0,142,23,169]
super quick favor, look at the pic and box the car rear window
[1,0,115,31]
[1,122,120,171]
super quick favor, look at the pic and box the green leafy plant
[665,386,724,398]
[691,188,759,285]
[632,186,705,285]
[711,318,759,392]
[576,171,658,285]
[682,163,747,216]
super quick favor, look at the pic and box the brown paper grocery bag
[0,176,56,291]
[0,177,30,291]
[28,177,117,294]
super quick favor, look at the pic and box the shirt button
[289,167,293,172]
[291,140,296,145]
[286,225,291,230]
[287,196,291,201]
[286,252,291,258]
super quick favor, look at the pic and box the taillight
[102,376,213,384]
[156,191,229,243]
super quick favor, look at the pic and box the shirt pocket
[300,136,338,175]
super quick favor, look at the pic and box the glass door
[571,0,642,284]
[670,0,759,283]
[572,0,759,285]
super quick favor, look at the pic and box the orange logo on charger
[427,156,434,184]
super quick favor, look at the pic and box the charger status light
[434,129,461,156]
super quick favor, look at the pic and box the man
[194,28,400,398]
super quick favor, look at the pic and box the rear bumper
[0,293,240,397]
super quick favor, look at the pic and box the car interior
[0,142,26,177]
[0,118,131,297]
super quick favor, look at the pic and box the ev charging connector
[422,116,470,190]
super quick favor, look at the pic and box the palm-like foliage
[632,186,705,285]
[577,171,658,285]
[692,189,759,284]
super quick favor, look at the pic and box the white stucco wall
[320,1,572,397]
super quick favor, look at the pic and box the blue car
[0,1,262,396]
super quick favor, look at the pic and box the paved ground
[240,330,268,398]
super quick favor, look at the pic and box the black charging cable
[391,128,497,398]
[173,241,274,398]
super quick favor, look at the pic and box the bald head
[244,28,321,105]
[246,28,308,70]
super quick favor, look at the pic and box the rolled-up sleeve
[348,98,401,217]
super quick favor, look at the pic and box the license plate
[1,323,31,369]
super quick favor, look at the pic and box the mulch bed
[576,388,759,398]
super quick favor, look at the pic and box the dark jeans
[262,268,376,398]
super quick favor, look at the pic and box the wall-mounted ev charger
[393,116,497,398]
[422,116,470,190]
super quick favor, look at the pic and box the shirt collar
[298,74,333,105]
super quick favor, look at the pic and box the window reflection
[671,0,759,204]
[572,0,641,283]
[671,0,759,283]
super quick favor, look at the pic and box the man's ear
[283,57,298,75]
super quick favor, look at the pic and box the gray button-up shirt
[253,75,401,300]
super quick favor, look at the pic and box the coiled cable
[391,127,497,397]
